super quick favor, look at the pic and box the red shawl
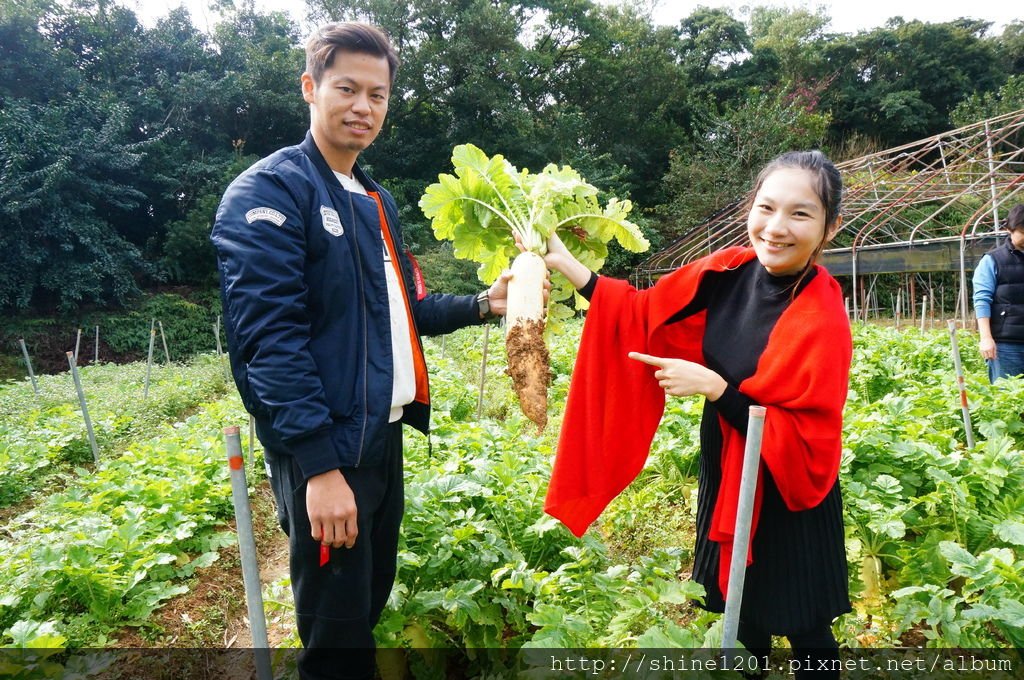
[544,247,851,598]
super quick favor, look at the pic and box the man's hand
[979,337,997,361]
[628,351,727,401]
[306,469,358,548]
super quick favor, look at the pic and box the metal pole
[158,320,171,364]
[215,318,230,381]
[74,328,82,365]
[94,325,100,364]
[959,237,969,329]
[223,427,273,680]
[721,405,767,654]
[19,339,39,395]
[477,324,491,421]
[948,321,975,449]
[920,296,927,332]
[144,325,156,399]
[984,121,1001,232]
[67,352,100,464]
[249,413,256,479]
[897,286,905,329]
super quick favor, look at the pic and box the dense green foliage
[1,321,1021,665]
[0,356,230,505]
[1,0,1021,316]
[0,359,238,647]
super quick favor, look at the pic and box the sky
[130,0,1020,36]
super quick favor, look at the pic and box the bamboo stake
[158,320,171,364]
[721,405,767,655]
[18,339,39,395]
[477,324,491,421]
[67,352,99,464]
[144,324,156,399]
[948,321,975,449]
[222,427,273,680]
[920,296,928,332]
[94,325,100,364]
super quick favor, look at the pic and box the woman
[544,151,852,677]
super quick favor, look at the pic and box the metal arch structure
[633,109,1024,323]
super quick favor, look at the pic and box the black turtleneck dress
[581,259,850,634]
[681,259,850,635]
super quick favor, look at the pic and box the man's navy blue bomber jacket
[211,132,483,479]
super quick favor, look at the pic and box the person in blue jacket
[973,204,1024,382]
[211,22,516,679]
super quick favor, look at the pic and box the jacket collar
[299,130,380,193]
[1004,236,1024,259]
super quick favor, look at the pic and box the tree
[656,87,831,242]
[0,97,152,311]
[821,19,1003,146]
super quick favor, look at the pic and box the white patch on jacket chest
[320,206,344,236]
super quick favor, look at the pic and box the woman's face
[747,167,829,276]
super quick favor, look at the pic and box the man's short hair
[305,22,400,86]
[1008,204,1024,232]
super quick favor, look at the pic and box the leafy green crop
[419,144,649,315]
[0,355,229,506]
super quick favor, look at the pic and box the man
[973,204,1024,382]
[211,22,513,679]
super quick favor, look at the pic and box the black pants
[265,423,404,680]
[739,619,840,679]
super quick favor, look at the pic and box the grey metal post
[948,321,975,449]
[73,328,82,365]
[67,352,100,464]
[215,317,230,381]
[158,320,171,364]
[249,413,256,479]
[19,339,39,395]
[985,121,1001,232]
[477,324,490,421]
[223,427,273,680]
[920,296,928,332]
[144,325,156,399]
[94,325,100,364]
[721,406,767,654]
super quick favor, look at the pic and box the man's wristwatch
[476,290,496,320]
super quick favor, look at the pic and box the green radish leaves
[420,143,649,313]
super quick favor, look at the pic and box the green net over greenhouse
[633,108,1024,324]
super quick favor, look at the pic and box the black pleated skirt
[691,407,851,636]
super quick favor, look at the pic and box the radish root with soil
[420,144,649,430]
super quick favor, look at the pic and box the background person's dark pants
[739,618,841,679]
[265,423,404,680]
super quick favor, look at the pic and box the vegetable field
[1,322,1022,673]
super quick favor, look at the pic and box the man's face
[301,50,390,172]
[1010,228,1024,251]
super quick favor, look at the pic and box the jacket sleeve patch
[245,207,287,226]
